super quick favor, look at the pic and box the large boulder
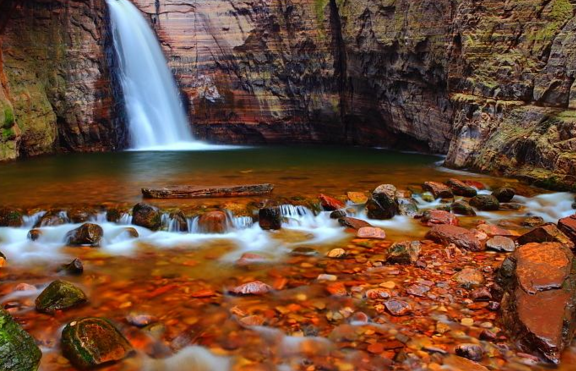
[366,184,398,220]
[425,225,483,251]
[0,207,23,227]
[517,223,574,250]
[132,203,161,231]
[197,211,228,234]
[35,280,87,314]
[497,242,576,363]
[0,309,42,371]
[469,195,500,211]
[422,181,453,199]
[65,223,103,247]
[61,317,133,369]
[446,179,477,197]
[558,214,576,244]
[258,207,282,230]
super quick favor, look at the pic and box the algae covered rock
[61,317,133,369]
[0,309,42,371]
[132,203,161,231]
[35,280,87,313]
[0,207,23,227]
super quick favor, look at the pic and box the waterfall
[106,0,194,150]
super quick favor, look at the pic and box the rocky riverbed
[1,178,576,370]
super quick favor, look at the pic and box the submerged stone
[421,209,459,226]
[0,207,23,227]
[387,241,421,264]
[0,309,42,371]
[59,258,84,275]
[522,216,545,228]
[492,187,515,202]
[426,225,482,251]
[132,203,161,231]
[35,280,87,314]
[65,223,103,247]
[498,242,576,363]
[258,207,282,230]
[61,317,133,369]
[469,195,500,211]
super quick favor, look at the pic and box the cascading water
[107,0,196,150]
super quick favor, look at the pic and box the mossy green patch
[0,309,42,371]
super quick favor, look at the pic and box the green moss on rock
[35,280,87,314]
[0,309,42,371]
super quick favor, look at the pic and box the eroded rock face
[498,242,576,364]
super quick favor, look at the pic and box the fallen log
[142,183,274,199]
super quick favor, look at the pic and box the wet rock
[421,192,435,202]
[486,236,516,252]
[329,210,346,219]
[132,203,161,231]
[35,280,87,313]
[327,248,346,258]
[198,211,228,234]
[34,210,67,228]
[347,191,368,204]
[291,247,317,256]
[169,211,188,232]
[123,227,139,239]
[446,178,477,197]
[357,227,386,240]
[558,214,576,244]
[365,288,391,299]
[470,287,492,302]
[61,317,133,369]
[397,197,419,217]
[454,268,485,288]
[499,203,522,211]
[387,241,421,264]
[384,299,412,316]
[455,344,484,361]
[27,229,42,241]
[229,281,272,295]
[0,309,42,371]
[444,355,488,371]
[469,195,500,211]
[0,207,23,227]
[517,223,574,249]
[421,210,459,226]
[423,181,453,199]
[59,259,84,275]
[521,216,545,227]
[492,187,515,202]
[126,312,156,328]
[258,207,282,230]
[366,184,398,220]
[68,208,93,223]
[450,200,476,216]
[319,194,345,211]
[426,225,483,251]
[477,224,518,237]
[498,242,576,363]
[65,223,103,247]
[106,207,123,223]
[338,217,371,230]
[406,284,430,297]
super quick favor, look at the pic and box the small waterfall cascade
[106,0,194,149]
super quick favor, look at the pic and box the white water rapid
[107,0,230,151]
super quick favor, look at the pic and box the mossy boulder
[65,223,103,247]
[61,317,133,369]
[0,309,42,371]
[35,280,87,314]
[470,195,500,211]
[132,203,161,231]
[0,207,23,227]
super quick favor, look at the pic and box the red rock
[486,236,516,252]
[446,178,477,197]
[229,281,272,296]
[421,210,459,226]
[198,211,228,234]
[406,284,430,297]
[319,194,345,211]
[454,268,485,287]
[357,227,386,240]
[477,224,519,237]
[326,282,347,296]
[455,344,484,361]
[462,180,486,190]
[517,223,575,249]
[425,225,483,251]
[365,288,391,300]
[384,299,412,316]
[338,217,372,230]
[423,181,453,199]
[558,214,576,244]
[236,253,267,266]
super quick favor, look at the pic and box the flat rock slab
[142,183,274,199]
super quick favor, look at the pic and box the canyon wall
[0,0,125,160]
[1,0,575,189]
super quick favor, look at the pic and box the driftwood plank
[142,183,274,199]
